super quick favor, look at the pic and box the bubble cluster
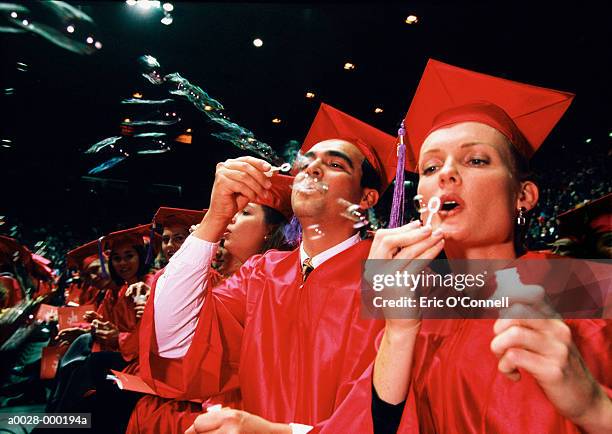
[137,55,284,165]
[303,224,325,241]
[2,2,99,55]
[291,174,329,195]
[338,199,370,229]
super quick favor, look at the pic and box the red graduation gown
[128,268,239,434]
[137,240,385,433]
[394,252,612,433]
[95,274,155,372]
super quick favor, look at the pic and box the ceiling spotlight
[186,128,192,133]
[374,107,384,113]
[608,132,612,138]
[585,138,592,143]
[162,2,174,12]
[94,41,102,49]
[10,12,17,18]
[272,118,281,124]
[66,25,75,33]
[204,105,213,111]
[132,92,143,98]
[123,118,131,123]
[343,62,355,70]
[21,19,29,26]
[253,38,263,47]
[2,139,12,143]
[161,15,173,25]
[137,0,154,10]
[305,92,315,99]
[86,36,94,44]
[405,15,418,24]
[126,0,137,5]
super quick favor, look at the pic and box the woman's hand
[92,319,119,347]
[125,282,150,299]
[367,220,444,331]
[492,318,612,432]
[55,327,88,346]
[83,310,102,322]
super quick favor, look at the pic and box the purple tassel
[283,216,302,248]
[97,237,110,279]
[389,122,406,228]
[145,226,154,265]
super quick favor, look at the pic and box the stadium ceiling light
[405,15,418,24]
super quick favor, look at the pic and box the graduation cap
[256,174,294,221]
[301,103,398,193]
[31,254,53,278]
[0,235,31,266]
[98,224,160,277]
[152,207,208,229]
[558,193,612,238]
[66,240,103,271]
[402,59,575,171]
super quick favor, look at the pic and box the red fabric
[393,252,612,433]
[94,274,155,373]
[127,268,241,434]
[137,241,384,433]
[254,174,294,220]
[301,103,398,192]
[403,59,575,170]
[0,275,23,308]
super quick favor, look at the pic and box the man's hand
[185,408,291,434]
[492,318,612,432]
[194,157,273,243]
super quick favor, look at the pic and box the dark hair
[108,244,149,285]
[360,158,381,193]
[261,205,292,252]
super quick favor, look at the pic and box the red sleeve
[138,256,261,400]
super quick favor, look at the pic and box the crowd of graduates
[0,59,610,434]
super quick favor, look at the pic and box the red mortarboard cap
[101,224,154,252]
[31,254,53,277]
[558,193,612,237]
[66,240,102,270]
[403,59,575,170]
[152,207,207,228]
[301,103,397,192]
[256,174,294,221]
[0,235,31,265]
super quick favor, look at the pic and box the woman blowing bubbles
[369,60,611,433]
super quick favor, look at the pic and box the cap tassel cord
[389,122,406,228]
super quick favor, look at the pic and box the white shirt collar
[299,233,361,269]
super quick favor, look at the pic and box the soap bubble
[291,174,329,195]
[303,224,325,241]
[338,198,370,229]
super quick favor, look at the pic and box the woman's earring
[517,207,527,226]
[264,235,269,241]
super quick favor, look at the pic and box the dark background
[1,1,610,258]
